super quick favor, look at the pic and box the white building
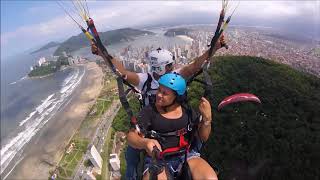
[177,47,182,57]
[68,57,74,65]
[38,57,46,66]
[88,145,103,170]
[68,56,80,65]
[109,153,120,171]
[83,171,96,180]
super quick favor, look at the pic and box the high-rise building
[88,145,103,170]
[173,45,178,64]
[109,153,120,171]
[177,47,182,57]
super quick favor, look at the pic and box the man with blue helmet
[127,73,217,180]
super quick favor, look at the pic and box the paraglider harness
[139,104,200,180]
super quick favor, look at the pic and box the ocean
[0,29,191,178]
[0,47,86,178]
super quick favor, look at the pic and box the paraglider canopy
[218,93,261,111]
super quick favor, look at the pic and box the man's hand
[143,138,162,156]
[91,41,100,55]
[214,34,227,50]
[199,97,212,121]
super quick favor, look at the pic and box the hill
[53,28,154,56]
[30,41,60,54]
[187,56,320,180]
[112,56,320,179]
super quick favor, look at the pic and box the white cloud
[237,1,318,19]
[1,1,318,58]
[163,1,182,7]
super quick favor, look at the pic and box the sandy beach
[6,62,103,180]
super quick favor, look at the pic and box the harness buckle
[187,124,192,131]
[150,130,157,138]
[137,93,142,101]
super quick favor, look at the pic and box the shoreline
[5,62,104,179]
[28,73,54,79]
[27,66,72,79]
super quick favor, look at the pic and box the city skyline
[1,1,319,60]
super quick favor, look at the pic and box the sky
[1,1,319,60]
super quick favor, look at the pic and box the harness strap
[149,127,189,137]
[141,73,158,107]
[141,73,153,107]
[158,131,190,159]
[145,106,198,159]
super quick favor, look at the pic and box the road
[73,100,121,180]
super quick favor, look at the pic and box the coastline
[27,66,71,79]
[5,62,104,179]
[27,73,54,79]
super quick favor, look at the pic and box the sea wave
[0,67,86,176]
[19,94,55,127]
[8,76,27,86]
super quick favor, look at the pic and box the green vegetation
[28,56,70,77]
[57,139,89,180]
[111,97,140,178]
[57,56,70,66]
[119,146,127,180]
[112,98,140,132]
[28,61,57,77]
[54,28,155,56]
[190,56,320,180]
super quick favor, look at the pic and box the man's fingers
[153,140,162,152]
[201,97,209,103]
[220,34,225,41]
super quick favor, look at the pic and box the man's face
[152,63,174,80]
[156,85,176,107]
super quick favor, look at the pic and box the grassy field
[57,139,89,180]
[99,127,115,180]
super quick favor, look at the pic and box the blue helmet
[158,73,186,95]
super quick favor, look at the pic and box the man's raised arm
[179,35,225,79]
[92,42,140,86]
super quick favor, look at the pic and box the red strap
[88,18,99,37]
[160,146,183,158]
[159,134,189,158]
[179,134,188,147]
[130,116,137,125]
